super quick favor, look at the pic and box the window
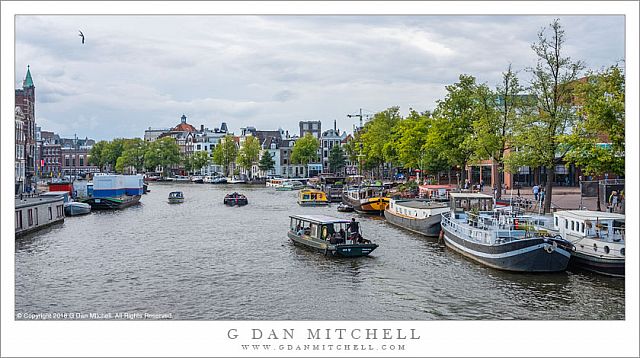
[28,209,33,226]
[65,158,70,166]
[16,211,22,229]
[571,221,574,231]
[581,223,585,233]
[79,157,84,166]
[34,208,38,225]
[48,207,53,220]
[57,205,64,218]
[554,217,558,227]
[565,220,568,229]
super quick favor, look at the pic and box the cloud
[14,15,624,141]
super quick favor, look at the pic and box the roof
[24,65,34,88]
[554,210,625,221]
[449,192,493,199]
[290,214,351,224]
[172,122,196,132]
[392,199,448,209]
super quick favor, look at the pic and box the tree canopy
[212,135,238,177]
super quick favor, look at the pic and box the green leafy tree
[144,137,181,176]
[212,135,238,177]
[237,136,261,178]
[119,138,147,173]
[258,150,276,175]
[359,107,402,178]
[393,109,431,172]
[563,65,625,176]
[88,140,108,171]
[507,19,585,213]
[102,138,126,170]
[182,155,194,174]
[115,156,126,174]
[328,144,346,174]
[430,74,485,185]
[467,65,524,198]
[290,133,320,177]
[190,151,211,174]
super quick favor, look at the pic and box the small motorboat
[39,191,91,216]
[191,176,204,184]
[224,192,248,206]
[168,191,184,204]
[337,203,354,212]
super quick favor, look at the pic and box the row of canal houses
[144,115,358,178]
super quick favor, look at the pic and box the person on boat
[348,218,362,241]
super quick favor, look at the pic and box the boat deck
[395,200,448,209]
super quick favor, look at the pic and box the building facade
[320,120,347,174]
[15,107,26,193]
[299,120,321,139]
[15,66,37,190]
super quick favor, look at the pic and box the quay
[15,196,65,237]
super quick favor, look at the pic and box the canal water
[15,183,625,320]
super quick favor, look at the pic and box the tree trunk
[495,163,502,200]
[544,165,554,214]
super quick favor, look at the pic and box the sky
[15,15,625,141]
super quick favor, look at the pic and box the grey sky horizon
[15,15,624,142]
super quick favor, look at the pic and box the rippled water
[15,183,625,320]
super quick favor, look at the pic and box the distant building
[15,107,26,193]
[60,136,99,176]
[279,137,305,178]
[299,120,321,139]
[320,120,347,174]
[15,66,36,190]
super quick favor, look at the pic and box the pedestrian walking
[480,180,484,192]
[540,188,545,203]
[533,184,539,201]
[609,191,618,212]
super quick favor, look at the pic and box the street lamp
[456,172,460,189]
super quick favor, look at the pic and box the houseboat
[168,191,185,204]
[81,174,143,210]
[297,189,330,206]
[418,184,457,201]
[266,178,285,187]
[440,192,573,272]
[288,215,378,257]
[552,210,625,277]
[384,198,449,236]
[224,192,248,206]
[320,176,345,202]
[342,185,389,214]
[40,191,91,216]
[15,196,65,237]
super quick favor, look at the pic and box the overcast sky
[15,15,624,141]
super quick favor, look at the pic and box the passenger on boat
[348,218,363,242]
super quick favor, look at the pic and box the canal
[15,183,625,320]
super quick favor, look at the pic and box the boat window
[303,194,310,200]
[565,219,568,229]
[571,221,574,231]
[28,209,33,227]
[581,222,584,233]
[310,224,318,238]
[554,217,558,227]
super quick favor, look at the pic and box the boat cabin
[289,215,354,244]
[419,184,457,201]
[449,192,493,213]
[553,210,625,243]
[298,189,329,205]
[169,191,184,199]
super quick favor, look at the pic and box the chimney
[334,119,337,131]
[201,124,204,131]
[286,130,289,138]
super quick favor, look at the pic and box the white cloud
[14,15,624,141]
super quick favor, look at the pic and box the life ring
[544,244,555,254]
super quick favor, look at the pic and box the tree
[507,19,584,213]
[102,138,126,170]
[468,65,523,199]
[430,74,485,185]
[119,138,147,173]
[190,151,211,174]
[328,144,346,174]
[258,150,276,175]
[393,109,431,172]
[212,135,238,177]
[144,137,181,176]
[359,107,402,178]
[290,133,320,177]
[237,136,261,178]
[563,65,625,176]
[88,140,108,171]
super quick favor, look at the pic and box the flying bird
[78,30,85,44]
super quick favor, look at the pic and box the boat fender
[544,244,555,254]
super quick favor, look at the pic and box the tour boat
[551,210,625,277]
[341,185,389,214]
[297,189,329,206]
[276,180,304,191]
[224,192,248,206]
[440,192,573,273]
[384,198,449,236]
[168,191,184,204]
[288,215,378,257]
[227,177,248,184]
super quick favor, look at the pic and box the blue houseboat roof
[290,215,351,224]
